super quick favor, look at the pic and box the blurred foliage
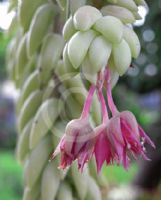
[123,0,161,93]
[0,92,17,149]
[0,31,10,81]
[0,150,138,200]
[0,151,23,200]
[1,150,159,200]
[103,163,138,184]
[113,0,161,129]
[113,85,157,126]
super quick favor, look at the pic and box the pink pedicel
[50,68,155,172]
[50,85,96,171]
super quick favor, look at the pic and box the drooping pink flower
[106,111,156,169]
[93,78,115,172]
[50,85,96,171]
[104,68,155,169]
[50,67,155,173]
[94,123,120,172]
[94,84,125,172]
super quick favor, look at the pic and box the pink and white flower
[105,69,155,169]
[50,85,96,171]
[94,69,155,172]
[50,68,155,173]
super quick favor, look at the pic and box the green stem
[66,0,70,20]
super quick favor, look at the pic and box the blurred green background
[0,0,161,200]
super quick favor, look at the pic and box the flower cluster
[50,68,155,172]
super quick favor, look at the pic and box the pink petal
[65,130,78,156]
[78,152,89,172]
[121,119,140,146]
[107,129,124,162]
[141,151,151,161]
[50,135,66,161]
[121,111,140,138]
[138,125,155,148]
[108,116,124,145]
[94,131,111,173]
[59,152,73,169]
[70,132,79,155]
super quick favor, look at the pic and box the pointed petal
[108,131,124,162]
[94,131,110,172]
[141,151,151,161]
[59,152,73,169]
[49,135,66,161]
[138,125,155,148]
[78,152,89,172]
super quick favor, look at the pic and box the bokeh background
[0,0,161,199]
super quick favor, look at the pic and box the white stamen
[127,144,131,149]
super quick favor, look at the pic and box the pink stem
[96,71,109,122]
[80,85,96,119]
[105,68,118,116]
[98,88,109,123]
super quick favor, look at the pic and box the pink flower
[94,84,125,172]
[107,111,155,169]
[94,123,118,172]
[104,68,155,169]
[94,68,155,172]
[50,68,155,173]
[50,85,96,171]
